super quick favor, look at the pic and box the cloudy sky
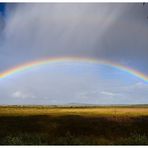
[0,3,148,105]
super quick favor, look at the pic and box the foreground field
[0,106,148,145]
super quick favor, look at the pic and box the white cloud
[12,91,36,99]
[100,91,118,96]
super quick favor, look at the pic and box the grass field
[0,105,148,145]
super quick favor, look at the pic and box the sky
[0,3,148,105]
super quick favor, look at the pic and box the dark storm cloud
[0,3,147,74]
[0,3,125,70]
[97,3,148,74]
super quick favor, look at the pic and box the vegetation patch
[0,106,148,145]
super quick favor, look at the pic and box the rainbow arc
[0,57,147,82]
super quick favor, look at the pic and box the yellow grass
[0,106,148,117]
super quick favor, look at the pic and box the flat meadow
[0,105,148,145]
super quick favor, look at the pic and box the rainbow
[0,57,147,82]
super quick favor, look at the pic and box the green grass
[0,106,148,145]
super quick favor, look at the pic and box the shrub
[116,133,148,145]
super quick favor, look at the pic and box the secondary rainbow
[0,57,147,82]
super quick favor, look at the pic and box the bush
[1,133,48,145]
[116,133,148,145]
